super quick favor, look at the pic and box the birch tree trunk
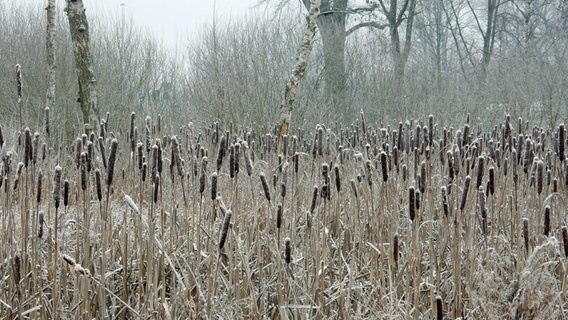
[65,0,99,128]
[45,0,56,125]
[277,0,320,151]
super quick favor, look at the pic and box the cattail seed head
[24,128,32,168]
[460,176,471,212]
[153,175,160,203]
[36,170,42,203]
[393,233,399,265]
[63,179,69,207]
[260,172,271,201]
[544,205,551,237]
[559,124,565,161]
[476,156,484,189]
[441,186,449,217]
[409,186,416,221]
[436,296,443,320]
[199,157,207,195]
[381,151,388,182]
[106,139,118,186]
[243,142,253,176]
[488,166,495,195]
[523,218,529,253]
[98,137,107,169]
[95,169,102,201]
[334,164,341,192]
[211,172,218,200]
[54,165,62,209]
[419,161,426,193]
[284,237,291,264]
[38,211,44,238]
[277,203,283,229]
[80,152,87,191]
[137,142,144,171]
[350,179,358,199]
[536,160,544,194]
[219,210,232,252]
[562,226,568,257]
[310,185,319,214]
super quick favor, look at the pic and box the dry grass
[0,113,568,319]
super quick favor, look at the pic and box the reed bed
[0,112,568,319]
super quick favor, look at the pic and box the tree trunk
[480,0,498,83]
[278,0,320,151]
[318,0,347,107]
[45,0,56,118]
[65,0,99,128]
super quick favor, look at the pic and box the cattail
[260,172,271,201]
[217,135,226,171]
[86,141,93,172]
[53,165,62,209]
[523,218,529,253]
[32,132,39,165]
[75,137,82,169]
[93,169,102,201]
[137,142,144,171]
[277,203,283,229]
[16,64,22,98]
[43,107,50,136]
[293,152,299,174]
[0,124,4,149]
[106,139,118,186]
[142,162,147,182]
[38,211,44,238]
[488,166,495,196]
[393,233,399,265]
[41,142,47,161]
[553,178,558,193]
[124,194,139,213]
[562,226,568,257]
[218,210,232,252]
[419,161,426,193]
[153,175,160,203]
[476,156,484,189]
[317,126,323,156]
[350,179,358,199]
[13,254,21,287]
[536,160,544,194]
[380,151,388,182]
[24,128,32,168]
[229,144,235,178]
[36,170,43,203]
[460,176,471,212]
[436,296,443,320]
[310,185,319,214]
[199,157,207,195]
[559,124,565,161]
[243,142,253,176]
[334,164,341,192]
[129,112,136,151]
[284,237,291,264]
[211,172,218,200]
[80,152,87,191]
[544,205,551,237]
[98,137,107,169]
[63,179,70,207]
[409,186,416,221]
[281,170,287,198]
[234,142,240,177]
[441,186,449,217]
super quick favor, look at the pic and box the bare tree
[65,0,99,128]
[45,0,56,119]
[278,0,320,149]
[376,0,418,91]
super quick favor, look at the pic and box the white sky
[18,0,279,49]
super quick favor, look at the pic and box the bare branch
[346,21,388,36]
